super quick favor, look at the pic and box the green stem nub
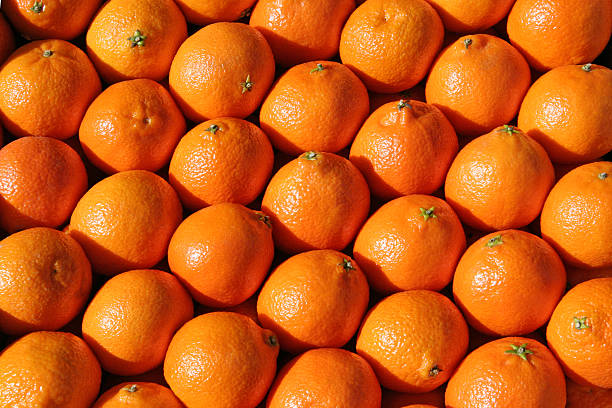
[573,317,590,330]
[505,343,534,361]
[302,151,319,161]
[486,234,503,247]
[582,63,592,72]
[239,6,253,19]
[205,124,221,134]
[122,385,138,393]
[240,74,254,94]
[340,258,356,271]
[397,99,412,110]
[498,125,520,135]
[429,365,442,377]
[42,50,53,58]
[464,38,472,49]
[30,1,43,12]
[599,172,608,180]
[310,63,325,73]
[128,30,146,47]
[266,335,278,347]
[420,207,436,221]
[256,213,272,228]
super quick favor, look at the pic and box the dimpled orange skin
[540,162,612,269]
[175,0,256,25]
[266,348,381,408]
[566,379,612,408]
[0,12,15,64]
[518,64,612,164]
[507,0,612,72]
[82,269,193,376]
[445,337,567,408]
[168,118,274,210]
[250,0,355,67]
[79,78,186,174]
[86,0,187,83]
[546,278,612,388]
[340,0,444,93]
[0,227,91,335]
[382,388,444,408]
[262,151,370,254]
[453,229,566,336]
[425,35,531,137]
[69,170,182,276]
[356,290,469,393]
[349,100,458,199]
[424,0,515,33]
[444,126,555,231]
[164,312,279,408]
[168,203,274,308]
[0,331,101,407]
[93,382,185,408]
[169,22,275,122]
[257,250,369,353]
[0,137,87,233]
[353,195,465,293]
[0,39,101,139]
[259,60,369,155]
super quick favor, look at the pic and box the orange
[267,348,381,408]
[566,265,612,288]
[168,203,274,307]
[445,337,566,407]
[382,388,444,408]
[257,250,369,353]
[0,39,101,139]
[174,0,256,25]
[168,118,274,210]
[0,331,101,407]
[368,84,426,113]
[0,227,91,335]
[425,34,531,137]
[261,151,370,254]
[164,312,279,408]
[79,78,186,174]
[546,277,612,388]
[2,0,100,40]
[250,0,355,66]
[518,64,612,164]
[196,295,260,324]
[540,161,612,269]
[0,137,87,232]
[453,229,566,336]
[69,170,182,276]
[507,0,612,72]
[0,12,15,64]
[349,99,458,199]
[86,0,187,83]
[353,194,465,293]
[340,0,444,93]
[169,22,275,122]
[82,269,193,376]
[356,290,469,393]
[424,0,515,33]
[259,60,369,155]
[93,382,184,408]
[566,379,612,408]
[445,125,555,231]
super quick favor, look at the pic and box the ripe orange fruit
[540,161,612,269]
[0,39,101,139]
[546,277,612,388]
[169,22,275,122]
[0,12,15,64]
[250,0,355,66]
[340,0,444,93]
[356,290,469,393]
[69,170,182,276]
[353,195,465,293]
[267,348,381,408]
[426,35,531,137]
[2,0,101,40]
[507,0,612,72]
[82,269,193,376]
[164,312,279,408]
[349,99,458,199]
[261,151,370,254]
[445,337,566,407]
[168,118,273,210]
[424,0,515,33]
[259,60,369,155]
[518,64,612,164]
[86,0,187,83]
[368,85,426,113]
[79,78,186,174]
[0,137,87,233]
[0,227,91,335]
[566,379,612,408]
[453,229,566,336]
[0,331,101,407]
[174,0,256,24]
[382,388,444,408]
[168,203,274,307]
[445,125,555,231]
[257,250,369,353]
[93,382,184,408]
